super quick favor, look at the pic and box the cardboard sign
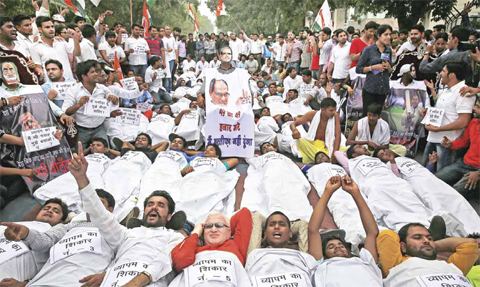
[0,238,29,265]
[136,102,153,113]
[254,272,309,287]
[326,165,347,179]
[121,33,128,44]
[421,107,445,127]
[22,126,61,153]
[49,230,103,264]
[134,45,146,54]
[398,160,422,176]
[101,261,149,287]
[116,108,141,126]
[51,81,76,100]
[84,98,112,117]
[120,77,139,91]
[191,157,217,169]
[186,258,237,286]
[415,273,472,287]
[358,160,387,176]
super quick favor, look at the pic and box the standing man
[125,24,150,79]
[229,32,241,64]
[318,27,333,73]
[271,34,286,68]
[215,32,229,56]
[350,21,378,68]
[186,33,196,60]
[163,25,177,91]
[285,31,302,72]
[396,24,425,58]
[244,32,263,67]
[76,24,97,63]
[327,29,351,84]
[12,15,34,58]
[145,26,166,70]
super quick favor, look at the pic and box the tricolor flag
[313,0,333,32]
[188,4,200,32]
[216,0,227,17]
[64,0,78,13]
[142,0,152,37]
[114,51,124,86]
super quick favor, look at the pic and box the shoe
[166,210,187,230]
[126,218,143,229]
[429,215,446,241]
[112,137,124,150]
[120,207,140,226]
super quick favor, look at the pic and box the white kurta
[307,163,366,249]
[0,222,51,282]
[356,117,390,146]
[242,152,313,221]
[107,113,150,143]
[245,248,317,287]
[174,109,201,142]
[349,155,433,231]
[171,157,239,223]
[395,157,480,236]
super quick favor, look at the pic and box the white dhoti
[307,163,366,249]
[242,152,313,221]
[254,116,280,147]
[395,157,479,236]
[277,121,306,157]
[174,109,200,142]
[288,98,312,117]
[170,157,239,223]
[349,155,433,231]
[34,153,112,213]
[146,114,175,145]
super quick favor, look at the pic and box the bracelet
[1,97,6,107]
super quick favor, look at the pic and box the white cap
[397,64,412,77]
[52,14,65,23]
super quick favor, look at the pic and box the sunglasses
[204,222,229,229]
[220,52,232,55]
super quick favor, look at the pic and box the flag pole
[130,0,133,27]
[229,14,242,31]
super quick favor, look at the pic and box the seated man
[291,98,341,164]
[374,147,480,236]
[436,96,480,197]
[2,190,116,287]
[40,59,76,108]
[122,76,154,108]
[245,211,318,287]
[171,143,239,224]
[242,142,313,221]
[65,142,184,287]
[347,103,406,156]
[378,224,478,286]
[34,138,118,213]
[169,208,252,286]
[308,175,383,286]
[0,199,68,282]
[285,88,313,117]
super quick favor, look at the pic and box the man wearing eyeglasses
[169,208,252,286]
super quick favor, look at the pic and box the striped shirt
[145,37,164,56]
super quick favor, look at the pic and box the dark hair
[314,151,329,162]
[54,24,66,36]
[45,59,63,70]
[76,60,98,82]
[148,56,162,66]
[445,62,466,81]
[321,27,331,36]
[346,26,355,34]
[411,24,425,34]
[435,32,448,42]
[451,25,470,42]
[367,103,382,115]
[286,66,296,75]
[467,232,480,239]
[425,30,433,42]
[132,23,142,30]
[302,69,312,77]
[173,26,181,33]
[377,24,393,37]
[372,147,384,160]
[136,132,152,146]
[35,16,51,29]
[335,29,347,38]
[320,97,337,109]
[433,24,446,31]
[13,14,30,27]
[288,89,298,95]
[91,137,108,148]
[399,29,408,35]
[206,143,222,158]
[268,83,277,88]
[398,222,428,244]
[148,25,157,32]
[96,189,115,209]
[81,23,96,39]
[322,234,350,259]
[259,142,272,154]
[114,22,122,27]
[188,32,193,36]
[66,23,78,30]
[143,190,175,214]
[264,211,291,230]
[346,144,357,159]
[44,198,69,221]
[74,16,85,24]
[260,106,270,114]
[391,30,399,35]
[281,113,292,122]
[365,21,379,30]
[105,31,116,39]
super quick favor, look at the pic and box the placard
[326,165,347,179]
[115,108,141,126]
[49,230,103,264]
[261,152,285,167]
[398,160,422,176]
[416,273,472,287]
[84,98,112,117]
[101,261,149,287]
[0,238,29,265]
[121,33,128,44]
[136,102,153,113]
[134,45,146,54]
[186,258,237,286]
[51,81,76,100]
[22,126,61,153]
[254,272,309,287]
[421,107,445,127]
[120,77,139,91]
[191,157,217,169]
[358,160,387,176]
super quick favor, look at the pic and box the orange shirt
[171,208,252,273]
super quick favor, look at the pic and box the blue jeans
[130,65,147,79]
[287,61,300,72]
[422,142,452,172]
[436,158,479,197]
[151,90,172,109]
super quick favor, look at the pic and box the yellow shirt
[468,265,480,286]
[377,229,478,278]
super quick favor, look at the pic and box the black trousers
[362,89,387,116]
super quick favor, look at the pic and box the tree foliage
[1,0,213,35]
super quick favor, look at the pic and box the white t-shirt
[272,42,287,62]
[182,59,196,73]
[76,39,97,63]
[125,37,150,66]
[319,39,333,66]
[162,36,177,62]
[330,42,352,79]
[98,42,126,63]
[145,65,166,93]
[31,38,74,79]
[427,80,475,143]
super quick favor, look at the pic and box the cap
[397,64,412,77]
[52,14,65,23]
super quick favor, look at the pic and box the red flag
[64,0,78,13]
[216,0,226,17]
[114,51,123,86]
[142,0,151,37]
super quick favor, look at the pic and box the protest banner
[136,102,153,113]
[101,261,149,287]
[0,93,72,192]
[115,108,141,126]
[84,98,112,117]
[254,272,309,287]
[51,81,76,100]
[186,257,237,286]
[204,68,255,157]
[0,237,29,265]
[49,229,102,264]
[120,77,139,91]
[22,126,61,153]
[415,273,472,287]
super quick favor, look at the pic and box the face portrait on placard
[209,79,230,106]
[20,112,41,130]
[1,62,19,85]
